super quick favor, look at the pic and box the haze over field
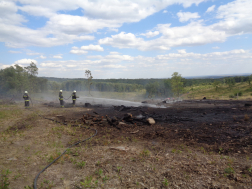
[0,0,251,79]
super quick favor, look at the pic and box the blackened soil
[48,100,252,154]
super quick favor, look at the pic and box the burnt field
[1,99,252,188]
[45,99,252,154]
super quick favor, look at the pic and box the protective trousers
[72,100,76,106]
[60,100,64,107]
[25,100,29,108]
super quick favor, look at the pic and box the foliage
[77,161,86,168]
[226,78,235,90]
[212,80,221,91]
[0,169,11,189]
[170,72,184,97]
[234,91,243,96]
[80,176,93,187]
[0,62,47,95]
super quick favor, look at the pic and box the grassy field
[184,82,252,100]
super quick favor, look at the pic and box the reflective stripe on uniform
[73,99,76,100]
[25,100,29,101]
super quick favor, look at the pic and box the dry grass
[184,82,252,100]
[244,114,250,121]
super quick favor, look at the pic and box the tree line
[0,63,47,95]
[1,62,251,98]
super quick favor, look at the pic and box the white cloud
[70,49,88,54]
[35,48,252,78]
[87,55,103,59]
[40,63,61,67]
[109,52,120,55]
[81,44,104,51]
[71,46,78,50]
[157,49,247,60]
[105,54,134,61]
[163,10,168,13]
[99,22,226,51]
[99,32,149,51]
[140,31,159,38]
[177,11,200,22]
[53,55,62,59]
[206,5,215,13]
[102,65,126,68]
[40,55,47,59]
[8,50,21,53]
[27,52,41,55]
[214,0,252,36]
[177,49,187,54]
[0,0,208,48]
[14,59,37,66]
[212,46,220,49]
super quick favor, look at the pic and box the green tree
[171,72,184,97]
[248,75,252,85]
[226,78,235,90]
[145,82,159,98]
[212,80,221,91]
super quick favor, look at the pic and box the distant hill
[184,73,252,79]
[41,73,252,81]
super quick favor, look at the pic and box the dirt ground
[0,99,252,189]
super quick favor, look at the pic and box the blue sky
[0,0,251,79]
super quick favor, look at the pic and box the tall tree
[85,70,93,96]
[171,72,184,97]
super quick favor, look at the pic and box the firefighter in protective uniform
[23,91,30,108]
[59,90,64,108]
[72,90,77,106]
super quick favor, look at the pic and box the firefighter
[23,91,30,108]
[59,90,64,108]
[72,90,77,106]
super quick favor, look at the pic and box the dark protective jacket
[72,92,76,100]
[23,93,29,101]
[59,92,63,100]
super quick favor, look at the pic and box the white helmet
[25,91,28,93]
[60,90,62,92]
[73,90,76,93]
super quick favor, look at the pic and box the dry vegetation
[0,101,252,189]
[184,82,252,100]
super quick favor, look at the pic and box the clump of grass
[224,166,235,176]
[162,178,169,187]
[140,149,150,157]
[77,161,86,169]
[0,169,11,189]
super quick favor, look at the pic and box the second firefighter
[72,90,77,106]
[59,90,64,108]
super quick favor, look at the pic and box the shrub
[234,91,243,96]
[0,169,11,189]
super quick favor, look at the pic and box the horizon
[0,0,251,79]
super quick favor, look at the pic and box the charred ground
[0,99,252,188]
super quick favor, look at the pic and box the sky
[0,0,251,79]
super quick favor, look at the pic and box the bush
[234,91,243,96]
[229,95,235,98]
